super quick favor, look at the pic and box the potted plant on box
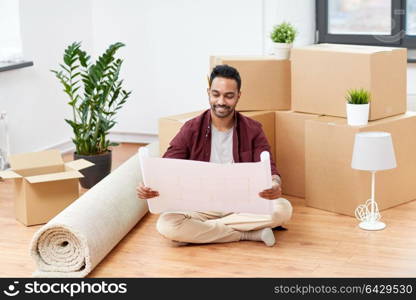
[270,22,297,59]
[52,42,131,188]
[346,88,371,126]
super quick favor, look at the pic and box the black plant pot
[74,151,112,189]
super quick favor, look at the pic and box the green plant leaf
[53,41,130,155]
[346,88,371,104]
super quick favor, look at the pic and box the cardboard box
[305,112,416,216]
[0,150,93,226]
[291,43,407,120]
[210,56,291,111]
[275,111,321,198]
[159,110,276,160]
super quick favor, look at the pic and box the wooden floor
[1,143,416,277]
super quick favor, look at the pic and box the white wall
[407,64,416,94]
[0,0,93,154]
[407,64,416,111]
[0,0,316,153]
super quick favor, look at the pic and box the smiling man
[137,64,292,247]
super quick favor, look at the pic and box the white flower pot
[271,43,292,59]
[346,103,370,126]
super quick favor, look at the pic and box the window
[328,0,392,35]
[407,0,416,34]
[0,0,33,71]
[317,0,416,60]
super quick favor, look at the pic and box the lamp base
[358,221,386,231]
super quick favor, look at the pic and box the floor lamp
[351,132,397,231]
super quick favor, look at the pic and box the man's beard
[211,104,234,118]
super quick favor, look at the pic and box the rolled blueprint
[139,149,273,214]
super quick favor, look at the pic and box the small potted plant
[52,42,131,188]
[270,22,297,59]
[346,88,371,126]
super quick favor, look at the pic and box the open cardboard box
[0,149,94,226]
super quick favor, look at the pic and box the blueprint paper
[138,149,273,214]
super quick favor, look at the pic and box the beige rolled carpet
[30,142,158,277]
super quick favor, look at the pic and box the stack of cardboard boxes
[291,43,415,216]
[158,43,416,217]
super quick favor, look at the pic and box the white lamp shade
[351,132,397,171]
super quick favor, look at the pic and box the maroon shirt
[163,109,279,176]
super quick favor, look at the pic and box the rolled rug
[30,143,158,277]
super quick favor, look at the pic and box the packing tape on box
[29,143,158,277]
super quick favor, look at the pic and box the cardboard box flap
[299,43,401,54]
[25,170,84,184]
[0,170,22,180]
[64,159,95,171]
[9,149,63,171]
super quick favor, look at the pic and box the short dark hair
[209,64,241,91]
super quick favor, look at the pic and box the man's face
[207,77,241,118]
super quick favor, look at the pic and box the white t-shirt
[209,123,281,186]
[209,125,234,164]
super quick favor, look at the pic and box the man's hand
[259,177,282,200]
[136,182,159,199]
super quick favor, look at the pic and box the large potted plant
[346,88,371,126]
[52,42,131,188]
[270,22,297,59]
